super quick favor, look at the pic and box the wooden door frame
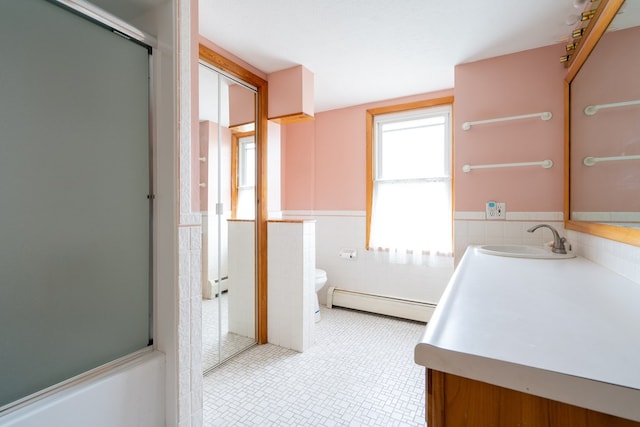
[199,44,268,344]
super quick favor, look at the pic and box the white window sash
[370,106,452,256]
[369,180,452,254]
[236,186,255,219]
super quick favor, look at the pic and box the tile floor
[202,293,256,371]
[203,306,427,426]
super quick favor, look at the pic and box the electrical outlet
[486,201,506,220]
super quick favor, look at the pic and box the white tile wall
[302,221,316,350]
[267,221,316,352]
[454,211,566,266]
[569,230,640,285]
[283,211,638,314]
[284,211,454,307]
[177,4,201,416]
[454,211,640,285]
[177,225,204,427]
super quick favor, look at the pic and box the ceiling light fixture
[561,0,603,65]
[581,9,597,21]
[572,27,586,38]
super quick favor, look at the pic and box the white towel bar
[584,99,640,115]
[462,160,553,173]
[462,111,552,130]
[583,155,640,166]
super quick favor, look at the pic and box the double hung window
[368,103,452,255]
[235,134,256,219]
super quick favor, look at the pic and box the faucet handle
[552,237,568,254]
[528,224,568,254]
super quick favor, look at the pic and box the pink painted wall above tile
[229,84,255,128]
[454,44,566,212]
[281,44,566,213]
[570,26,640,214]
[268,65,314,123]
[281,91,453,211]
[281,120,315,210]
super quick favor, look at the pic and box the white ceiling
[199,0,586,112]
[87,0,635,113]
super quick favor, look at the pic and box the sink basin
[478,244,576,259]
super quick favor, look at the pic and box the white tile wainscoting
[178,224,205,427]
[568,230,640,285]
[453,211,566,266]
[455,211,640,285]
[267,220,317,352]
[282,211,454,309]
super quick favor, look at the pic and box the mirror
[199,62,258,371]
[566,0,640,246]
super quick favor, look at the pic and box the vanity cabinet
[415,246,640,425]
[427,369,640,427]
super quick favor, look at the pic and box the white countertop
[415,246,640,421]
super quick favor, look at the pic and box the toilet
[314,269,327,322]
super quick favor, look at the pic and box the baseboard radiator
[326,286,436,323]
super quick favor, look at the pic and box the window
[239,136,256,188]
[366,99,453,255]
[232,133,256,219]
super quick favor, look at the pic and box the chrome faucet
[527,224,568,254]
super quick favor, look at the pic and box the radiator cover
[326,286,435,323]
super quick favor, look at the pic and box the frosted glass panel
[0,0,151,407]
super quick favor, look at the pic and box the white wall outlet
[339,248,357,259]
[486,201,506,220]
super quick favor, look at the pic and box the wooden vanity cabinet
[427,369,640,427]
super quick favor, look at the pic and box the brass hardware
[572,28,586,38]
[566,42,577,52]
[560,55,572,63]
[581,9,596,21]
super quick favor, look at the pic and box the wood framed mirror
[564,0,640,247]
[199,43,269,353]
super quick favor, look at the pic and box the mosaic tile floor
[202,293,257,372]
[203,306,427,426]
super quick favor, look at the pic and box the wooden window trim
[365,96,454,250]
[230,131,255,219]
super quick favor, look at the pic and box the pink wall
[454,44,566,212]
[268,65,314,120]
[570,26,640,213]
[229,84,255,127]
[282,91,453,211]
[282,45,565,213]
[281,120,315,209]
